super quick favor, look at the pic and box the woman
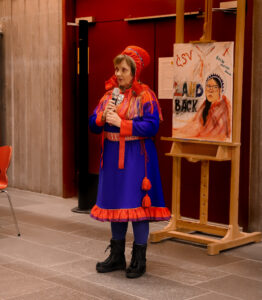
[173,74,231,141]
[89,46,170,278]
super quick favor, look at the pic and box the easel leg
[200,160,209,224]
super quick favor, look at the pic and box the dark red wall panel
[76,0,205,22]
[66,0,253,227]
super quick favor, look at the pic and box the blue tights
[111,221,149,245]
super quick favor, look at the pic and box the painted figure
[173,73,231,141]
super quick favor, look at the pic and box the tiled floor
[0,188,261,300]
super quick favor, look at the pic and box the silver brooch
[116,94,124,105]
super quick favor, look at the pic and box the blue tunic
[89,86,171,222]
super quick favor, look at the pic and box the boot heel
[126,243,147,278]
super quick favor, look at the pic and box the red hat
[121,46,150,80]
[105,45,150,94]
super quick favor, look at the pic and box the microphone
[112,87,120,105]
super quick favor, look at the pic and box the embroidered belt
[104,131,141,142]
[102,131,145,169]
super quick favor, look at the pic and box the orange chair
[0,146,20,236]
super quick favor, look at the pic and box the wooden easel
[150,0,262,255]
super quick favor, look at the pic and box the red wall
[65,0,253,228]
[62,0,77,197]
[76,0,205,22]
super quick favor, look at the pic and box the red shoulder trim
[105,75,118,90]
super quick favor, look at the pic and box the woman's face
[205,79,221,102]
[115,59,134,89]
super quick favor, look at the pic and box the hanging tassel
[142,177,152,191]
[141,140,151,208]
[142,194,151,208]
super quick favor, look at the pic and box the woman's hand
[102,99,121,127]
[102,99,116,121]
[106,110,121,128]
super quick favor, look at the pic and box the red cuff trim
[96,112,106,126]
[120,120,133,136]
[90,205,171,222]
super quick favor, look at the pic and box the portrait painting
[172,42,234,142]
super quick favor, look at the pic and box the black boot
[96,239,126,273]
[126,242,147,278]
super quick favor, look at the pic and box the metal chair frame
[0,190,20,236]
[0,146,20,236]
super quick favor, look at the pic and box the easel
[150,0,262,255]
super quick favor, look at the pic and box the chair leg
[1,190,21,236]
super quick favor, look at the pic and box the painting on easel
[172,42,234,142]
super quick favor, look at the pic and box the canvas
[172,42,234,142]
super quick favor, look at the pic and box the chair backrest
[0,146,12,189]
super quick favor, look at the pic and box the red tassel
[142,177,152,191]
[142,194,151,208]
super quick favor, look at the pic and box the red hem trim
[96,112,105,126]
[90,205,171,222]
[120,120,133,136]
